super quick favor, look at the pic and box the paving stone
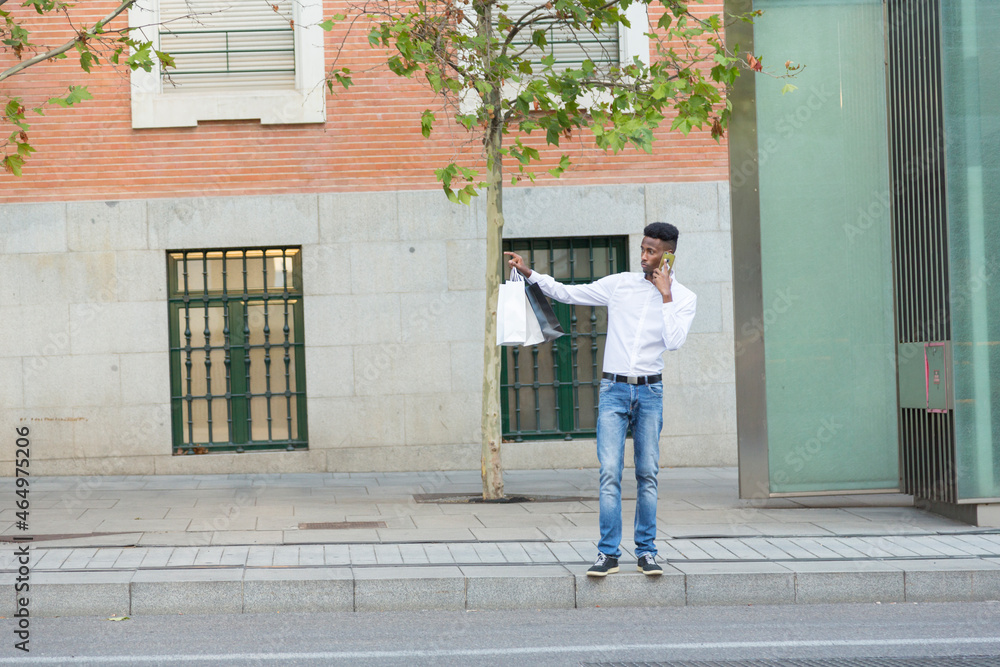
[272,546,300,566]
[353,567,465,611]
[34,550,70,569]
[547,542,585,562]
[245,547,275,567]
[374,544,403,565]
[297,545,326,566]
[496,543,531,564]
[972,569,1000,601]
[399,544,430,564]
[243,568,353,613]
[713,539,766,560]
[31,571,132,618]
[464,566,575,610]
[667,539,713,560]
[521,542,558,563]
[678,562,795,606]
[220,547,250,566]
[791,566,904,604]
[324,545,351,566]
[904,567,976,602]
[576,570,686,608]
[690,539,740,560]
[423,543,456,564]
[130,570,243,615]
[472,543,506,563]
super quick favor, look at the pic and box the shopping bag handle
[508,268,524,282]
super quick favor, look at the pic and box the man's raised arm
[505,251,617,307]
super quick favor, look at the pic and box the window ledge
[132,89,326,129]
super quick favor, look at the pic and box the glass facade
[753,0,900,492]
[940,0,1000,500]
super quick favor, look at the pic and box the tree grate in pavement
[583,657,1000,666]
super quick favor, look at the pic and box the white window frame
[129,0,326,129]
[618,2,650,69]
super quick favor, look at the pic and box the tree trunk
[481,114,505,500]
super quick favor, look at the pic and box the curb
[14,561,1000,618]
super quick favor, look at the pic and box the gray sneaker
[637,554,662,576]
[586,552,619,577]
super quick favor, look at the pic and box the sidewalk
[3,468,1000,616]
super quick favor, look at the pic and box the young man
[505,222,696,576]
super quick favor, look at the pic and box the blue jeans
[596,378,663,559]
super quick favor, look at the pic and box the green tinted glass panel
[941,0,1000,500]
[755,0,899,492]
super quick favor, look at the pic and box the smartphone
[659,252,675,272]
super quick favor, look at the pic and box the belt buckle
[626,376,638,385]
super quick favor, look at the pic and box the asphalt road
[5,602,1000,666]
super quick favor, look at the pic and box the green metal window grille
[501,236,628,441]
[167,247,308,454]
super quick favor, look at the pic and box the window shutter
[500,2,619,69]
[158,0,296,91]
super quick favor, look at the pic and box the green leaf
[78,50,98,73]
[420,109,435,138]
[333,72,352,90]
[46,86,92,108]
[781,83,799,95]
[318,19,335,31]
[3,154,25,177]
[547,154,571,179]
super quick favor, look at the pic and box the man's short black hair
[643,222,679,248]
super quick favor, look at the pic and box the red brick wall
[0,1,728,203]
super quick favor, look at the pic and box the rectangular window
[501,236,627,441]
[167,247,308,454]
[159,0,295,92]
[129,0,326,128]
[501,1,620,70]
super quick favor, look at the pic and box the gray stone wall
[0,182,735,475]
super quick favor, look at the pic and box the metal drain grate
[298,521,386,530]
[584,657,1000,667]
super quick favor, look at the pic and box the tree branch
[0,0,136,83]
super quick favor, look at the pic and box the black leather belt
[602,373,662,385]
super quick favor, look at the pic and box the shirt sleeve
[661,288,697,351]
[527,271,619,307]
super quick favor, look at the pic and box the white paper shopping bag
[497,269,545,347]
[497,270,528,346]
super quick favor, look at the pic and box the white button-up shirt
[527,270,697,376]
